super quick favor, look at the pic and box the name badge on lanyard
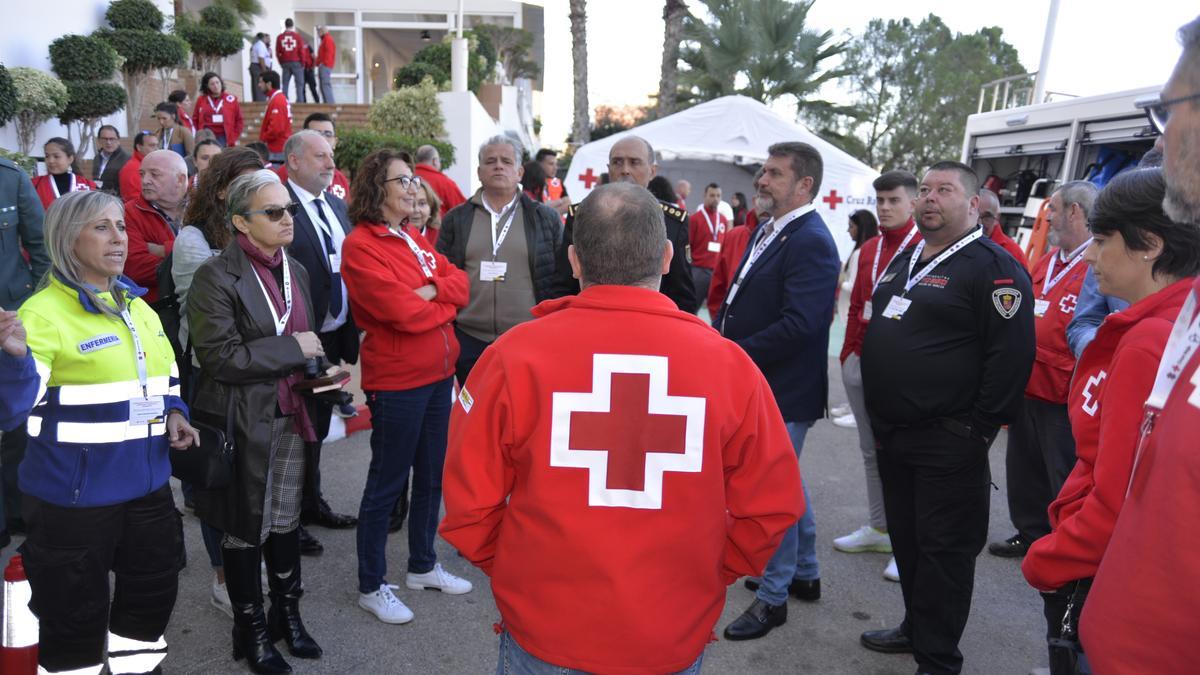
[119,308,164,425]
[888,228,983,321]
[484,201,518,283]
[1036,239,1091,318]
[210,95,225,124]
[701,209,723,252]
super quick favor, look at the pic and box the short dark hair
[98,124,120,140]
[646,176,676,203]
[199,71,223,95]
[193,138,220,159]
[44,137,76,158]
[705,182,720,192]
[849,209,879,247]
[573,183,667,287]
[260,70,281,90]
[767,142,824,197]
[349,148,414,225]
[303,112,335,129]
[873,170,918,196]
[1089,168,1200,280]
[926,161,979,195]
[133,131,153,150]
[154,102,178,119]
[535,148,557,161]
[285,18,294,28]
[167,89,188,104]
[244,141,270,164]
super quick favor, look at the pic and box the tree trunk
[568,0,590,144]
[657,0,687,117]
[125,72,145,137]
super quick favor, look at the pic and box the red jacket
[119,152,144,203]
[275,30,306,64]
[1021,278,1194,592]
[260,90,293,154]
[687,207,728,270]
[192,93,244,146]
[989,224,1027,267]
[274,165,351,203]
[341,221,468,391]
[413,163,467,216]
[32,173,95,209]
[123,196,178,304]
[840,220,921,362]
[177,107,195,134]
[1080,277,1200,675]
[317,33,336,68]
[440,285,803,673]
[706,223,753,317]
[1024,246,1089,403]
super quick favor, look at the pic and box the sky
[531,0,1195,148]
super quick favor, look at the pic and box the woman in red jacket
[192,71,245,148]
[340,149,473,626]
[1021,168,1200,674]
[31,137,95,208]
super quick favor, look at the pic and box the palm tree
[569,0,590,144]
[656,0,689,117]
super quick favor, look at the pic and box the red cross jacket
[340,221,468,391]
[275,30,306,64]
[192,93,244,146]
[839,220,921,362]
[260,91,293,154]
[123,197,177,304]
[687,207,728,270]
[706,223,754,317]
[1024,247,1089,403]
[989,224,1027,267]
[441,285,803,674]
[1022,277,1194,592]
[31,173,95,209]
[1080,277,1200,675]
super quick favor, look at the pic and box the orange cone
[2,555,38,675]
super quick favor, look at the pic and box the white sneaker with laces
[211,578,233,618]
[833,525,893,553]
[830,403,851,417]
[359,584,415,624]
[831,413,857,428]
[883,557,900,582]
[406,563,473,595]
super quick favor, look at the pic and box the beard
[1164,129,1200,223]
[1164,180,1200,223]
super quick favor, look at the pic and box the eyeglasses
[383,175,423,190]
[243,202,300,222]
[979,213,999,225]
[1144,92,1200,134]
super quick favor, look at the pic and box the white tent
[564,96,880,261]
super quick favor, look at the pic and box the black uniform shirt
[860,227,1035,438]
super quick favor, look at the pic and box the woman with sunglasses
[341,148,472,625]
[32,137,96,208]
[188,170,331,673]
[1021,168,1200,674]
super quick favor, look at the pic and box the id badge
[480,260,507,282]
[707,241,722,253]
[328,252,341,272]
[881,296,912,320]
[129,396,165,425]
[95,180,104,189]
[1034,299,1050,317]
[862,300,873,321]
[212,114,224,124]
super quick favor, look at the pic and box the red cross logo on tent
[281,35,297,52]
[550,354,706,509]
[822,189,844,210]
[328,183,346,200]
[578,168,599,189]
[1059,293,1078,314]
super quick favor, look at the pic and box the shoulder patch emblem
[659,201,685,222]
[992,287,1022,319]
[458,385,474,413]
[685,243,692,264]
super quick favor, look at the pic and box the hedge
[59,81,126,124]
[50,35,121,82]
[335,128,455,180]
[369,78,446,141]
[0,65,16,128]
[96,29,189,74]
[105,0,163,31]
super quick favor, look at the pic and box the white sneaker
[830,403,851,417]
[831,413,857,428]
[358,584,415,624]
[210,578,233,619]
[406,563,473,595]
[883,557,900,582]
[833,525,893,553]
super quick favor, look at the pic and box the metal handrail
[978,73,1039,113]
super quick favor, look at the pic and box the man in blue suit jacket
[717,142,841,641]
[282,130,361,554]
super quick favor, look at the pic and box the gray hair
[41,190,128,318]
[284,129,327,163]
[226,169,283,223]
[416,144,439,164]
[977,188,1001,211]
[478,135,523,163]
[143,149,188,177]
[573,182,666,288]
[1054,180,1099,221]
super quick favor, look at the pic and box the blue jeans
[495,631,704,675]
[356,378,452,593]
[755,420,818,606]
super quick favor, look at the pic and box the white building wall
[439,91,503,196]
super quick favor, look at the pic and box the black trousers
[248,64,265,102]
[21,484,183,672]
[304,68,320,103]
[1005,397,1077,541]
[877,425,991,675]
[454,325,492,387]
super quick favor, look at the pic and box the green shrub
[105,0,163,31]
[369,78,446,140]
[399,32,495,93]
[335,128,455,180]
[394,62,446,90]
[50,35,121,82]
[59,81,126,124]
[178,6,242,72]
[199,4,238,30]
[96,28,189,75]
[10,67,69,155]
[0,65,16,128]
[0,148,35,174]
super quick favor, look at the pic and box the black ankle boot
[263,529,322,659]
[223,545,292,674]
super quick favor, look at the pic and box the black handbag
[170,395,235,490]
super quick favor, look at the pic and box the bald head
[675,179,691,199]
[977,189,1001,234]
[416,144,440,169]
[141,150,189,206]
[570,182,670,289]
[608,136,658,188]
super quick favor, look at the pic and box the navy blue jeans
[755,420,819,606]
[356,378,452,593]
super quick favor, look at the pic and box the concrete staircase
[237,102,372,144]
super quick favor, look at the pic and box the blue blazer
[716,208,840,423]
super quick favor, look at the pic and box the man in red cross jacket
[441,182,803,674]
[258,70,293,164]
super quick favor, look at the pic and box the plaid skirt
[223,416,305,548]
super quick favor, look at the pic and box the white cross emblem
[328,183,346,200]
[1060,293,1078,314]
[281,35,297,51]
[1081,370,1107,417]
[550,354,706,510]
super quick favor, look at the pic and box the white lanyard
[903,228,984,297]
[488,198,519,258]
[700,208,723,240]
[250,254,293,336]
[164,128,174,147]
[391,226,434,279]
[209,95,223,114]
[1041,239,1092,297]
[735,203,815,284]
[1146,288,1200,410]
[871,227,918,294]
[118,307,149,397]
[50,173,76,199]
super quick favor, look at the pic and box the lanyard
[1042,239,1092,297]
[700,208,723,240]
[118,307,149,397]
[164,128,174,147]
[902,228,983,297]
[1146,288,1200,410]
[49,173,76,199]
[250,254,293,335]
[734,204,815,284]
[209,95,223,114]
[871,227,918,294]
[391,226,434,279]
[488,197,519,258]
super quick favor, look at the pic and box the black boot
[223,545,292,674]
[263,529,322,659]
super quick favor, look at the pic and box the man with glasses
[275,113,351,202]
[978,188,1027,265]
[91,125,129,196]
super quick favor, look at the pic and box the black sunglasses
[243,202,301,222]
[1144,92,1200,134]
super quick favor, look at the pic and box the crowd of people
[0,14,1197,675]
